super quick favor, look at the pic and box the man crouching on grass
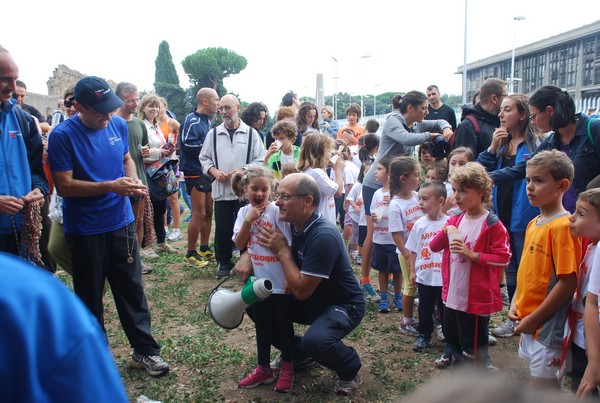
[236,173,365,395]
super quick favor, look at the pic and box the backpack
[448,114,480,150]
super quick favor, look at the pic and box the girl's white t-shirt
[587,244,600,328]
[346,182,365,225]
[370,189,393,245]
[573,243,598,348]
[405,215,449,287]
[388,192,424,252]
[233,202,292,294]
[445,211,488,312]
[329,161,359,191]
[304,167,338,224]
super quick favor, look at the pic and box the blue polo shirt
[292,213,364,310]
[48,114,133,236]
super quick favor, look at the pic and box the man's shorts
[185,175,213,194]
[371,243,402,274]
[518,333,562,379]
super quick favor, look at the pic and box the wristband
[244,217,253,225]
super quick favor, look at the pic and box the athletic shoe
[412,336,433,352]
[140,247,159,260]
[184,254,209,268]
[350,250,358,261]
[394,293,403,311]
[232,248,241,258]
[435,324,445,342]
[491,319,515,338]
[378,293,390,313]
[399,320,419,337]
[501,286,510,306]
[155,242,176,254]
[167,228,182,242]
[164,227,170,238]
[216,263,232,278]
[355,255,362,265]
[238,366,275,389]
[435,353,452,368]
[362,283,380,302]
[488,333,498,346]
[197,249,215,260]
[334,375,360,395]
[486,357,500,372]
[270,355,315,372]
[141,263,153,275]
[131,351,170,377]
[274,361,294,393]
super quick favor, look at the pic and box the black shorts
[185,175,213,194]
[371,243,402,274]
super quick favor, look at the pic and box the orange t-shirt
[337,125,364,139]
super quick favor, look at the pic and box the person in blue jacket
[320,105,339,139]
[0,252,128,402]
[477,94,544,338]
[489,86,600,214]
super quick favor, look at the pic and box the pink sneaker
[238,365,275,389]
[275,361,294,393]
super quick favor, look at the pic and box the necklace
[124,190,145,264]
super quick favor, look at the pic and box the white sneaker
[167,228,182,242]
[435,324,445,341]
[488,333,498,346]
[491,319,515,338]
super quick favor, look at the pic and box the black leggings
[151,198,167,244]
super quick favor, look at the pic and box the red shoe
[274,361,294,393]
[238,365,275,389]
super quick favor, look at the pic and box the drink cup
[274,140,282,150]
[373,206,385,221]
[446,226,462,252]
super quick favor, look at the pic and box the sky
[4,0,599,114]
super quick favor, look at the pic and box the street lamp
[360,55,371,117]
[510,16,525,93]
[374,84,381,117]
[332,56,338,118]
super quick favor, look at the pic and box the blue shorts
[371,243,401,274]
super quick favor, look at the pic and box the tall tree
[154,40,187,120]
[181,47,247,96]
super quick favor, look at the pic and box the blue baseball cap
[73,76,123,114]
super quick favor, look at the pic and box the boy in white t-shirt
[406,181,449,352]
[568,189,600,395]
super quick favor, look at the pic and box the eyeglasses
[64,97,75,108]
[275,193,308,201]
[218,105,234,112]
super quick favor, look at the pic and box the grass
[55,218,527,402]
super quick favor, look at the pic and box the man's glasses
[275,193,308,201]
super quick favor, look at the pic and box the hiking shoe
[155,242,176,254]
[270,355,316,372]
[274,361,294,393]
[435,353,452,368]
[362,283,380,302]
[216,263,232,278]
[197,249,215,260]
[238,365,275,389]
[501,286,510,306]
[394,293,403,311]
[399,319,419,336]
[141,263,153,275]
[488,333,498,346]
[131,352,170,377]
[378,293,390,313]
[140,247,159,260]
[167,228,182,242]
[412,336,433,352]
[334,375,360,395]
[435,324,445,342]
[184,254,209,268]
[491,319,515,338]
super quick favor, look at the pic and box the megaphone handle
[204,275,237,318]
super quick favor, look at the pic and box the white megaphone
[207,276,273,329]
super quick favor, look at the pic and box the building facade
[459,20,600,113]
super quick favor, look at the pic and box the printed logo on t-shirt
[8,130,21,138]
[107,135,122,146]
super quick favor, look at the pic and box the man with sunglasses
[199,94,265,278]
[0,46,48,255]
[236,173,365,395]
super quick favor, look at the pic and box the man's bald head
[281,173,320,207]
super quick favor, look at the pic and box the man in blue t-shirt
[48,76,169,377]
[237,173,365,395]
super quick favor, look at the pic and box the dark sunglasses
[64,97,75,108]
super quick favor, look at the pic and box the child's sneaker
[399,318,419,336]
[378,293,390,313]
[274,361,294,393]
[491,319,515,338]
[435,324,445,342]
[362,283,381,302]
[488,333,498,346]
[238,365,275,389]
[412,336,433,352]
[393,293,403,311]
[167,228,182,242]
[355,254,362,265]
[435,353,452,368]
